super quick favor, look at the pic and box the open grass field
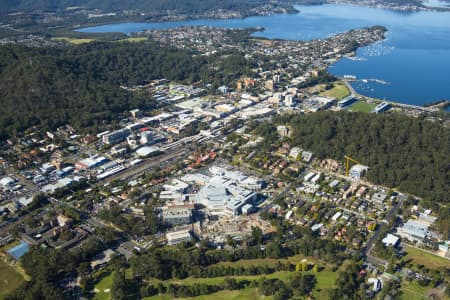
[118,37,148,43]
[147,255,339,300]
[348,101,377,113]
[145,288,272,300]
[400,280,429,300]
[0,260,25,300]
[145,268,338,300]
[311,269,339,299]
[320,83,350,100]
[165,270,295,286]
[52,37,96,44]
[96,255,341,300]
[404,245,450,270]
[214,254,324,268]
[93,271,114,300]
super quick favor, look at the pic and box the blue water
[423,0,450,8]
[7,240,29,260]
[77,4,450,106]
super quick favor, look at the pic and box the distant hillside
[0,0,425,14]
[0,0,282,13]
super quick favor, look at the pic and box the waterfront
[77,4,450,106]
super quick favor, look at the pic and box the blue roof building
[7,240,30,260]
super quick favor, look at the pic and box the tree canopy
[262,111,449,204]
[0,42,254,139]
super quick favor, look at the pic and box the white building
[0,176,16,187]
[284,94,295,107]
[140,131,154,145]
[181,173,210,185]
[368,278,382,292]
[289,147,302,160]
[167,229,192,245]
[277,125,290,137]
[241,204,255,215]
[349,164,368,179]
[194,173,257,215]
[239,106,274,119]
[331,211,342,221]
[102,128,130,145]
[303,172,315,182]
[301,151,313,163]
[136,146,161,158]
[209,166,265,191]
[382,234,400,247]
[196,177,230,211]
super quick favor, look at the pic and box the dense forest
[0,42,254,140]
[257,111,449,204]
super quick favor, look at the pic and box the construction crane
[344,155,363,176]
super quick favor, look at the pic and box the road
[258,167,310,210]
[0,139,191,236]
[363,198,403,267]
[342,79,436,113]
[342,80,357,96]
[0,215,27,235]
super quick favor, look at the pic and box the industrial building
[75,155,108,170]
[398,219,429,242]
[41,176,85,194]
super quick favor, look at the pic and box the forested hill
[260,112,449,204]
[1,0,283,13]
[0,0,425,14]
[0,42,254,140]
